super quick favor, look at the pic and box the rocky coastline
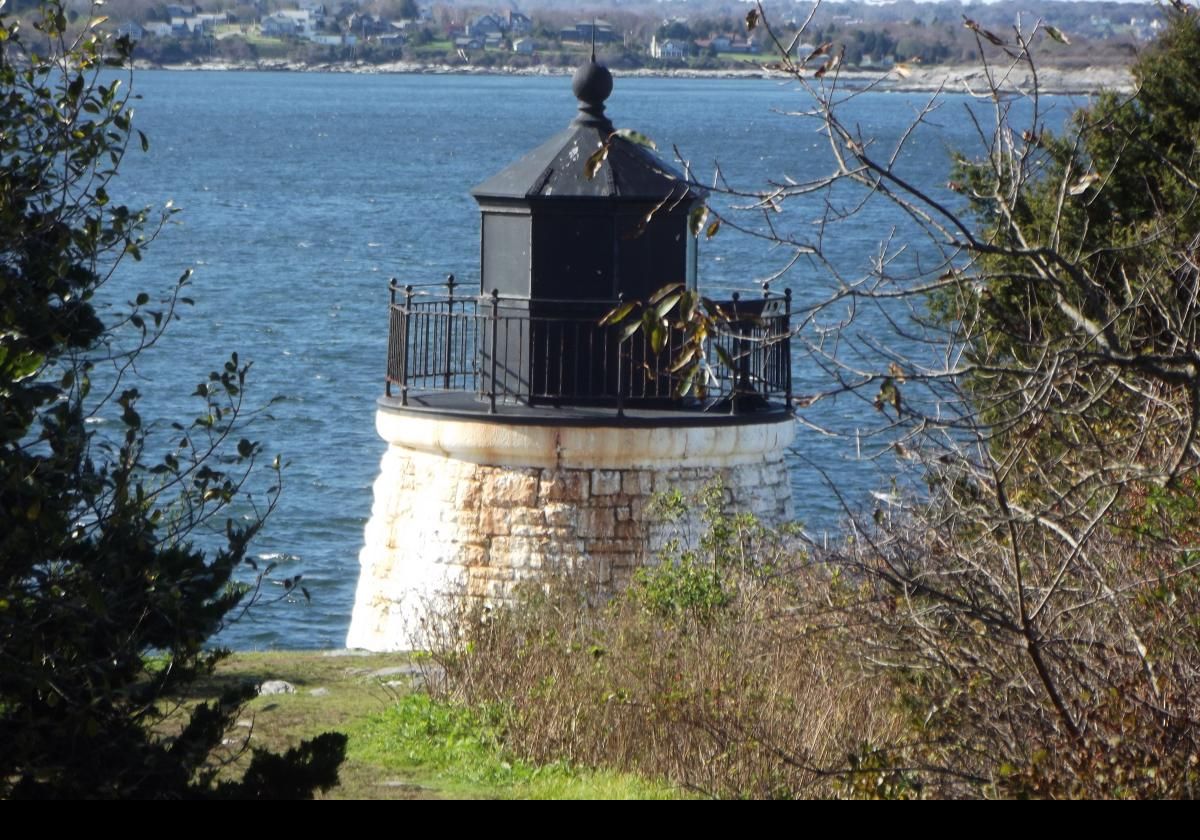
[138,58,1135,95]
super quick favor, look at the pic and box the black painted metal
[470,60,708,402]
[384,278,792,416]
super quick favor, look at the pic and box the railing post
[444,273,455,390]
[400,284,413,407]
[488,288,499,415]
[386,279,396,398]
[730,291,743,414]
[784,288,793,410]
[615,293,626,418]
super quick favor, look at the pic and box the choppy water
[106,70,1079,648]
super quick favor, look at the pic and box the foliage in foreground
[425,478,1200,798]
[745,5,1200,797]
[0,1,343,797]
[420,489,908,800]
[349,693,679,799]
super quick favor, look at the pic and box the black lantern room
[471,60,706,307]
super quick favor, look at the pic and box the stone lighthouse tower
[347,60,795,651]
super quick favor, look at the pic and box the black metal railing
[385,275,792,416]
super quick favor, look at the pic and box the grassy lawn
[205,651,681,800]
[719,52,772,64]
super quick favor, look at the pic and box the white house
[651,35,686,60]
[116,21,144,39]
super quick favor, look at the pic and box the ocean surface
[105,70,1080,649]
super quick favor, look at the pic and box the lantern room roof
[471,60,706,204]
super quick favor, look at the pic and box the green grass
[347,693,681,800]
[204,651,681,799]
[719,52,772,64]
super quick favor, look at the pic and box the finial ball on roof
[572,61,613,108]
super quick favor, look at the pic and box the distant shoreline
[137,59,1135,96]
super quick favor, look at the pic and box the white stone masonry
[346,409,794,651]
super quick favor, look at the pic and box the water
[106,70,1080,649]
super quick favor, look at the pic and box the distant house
[858,54,894,69]
[346,13,395,37]
[454,36,483,50]
[697,33,758,55]
[190,13,228,32]
[513,37,534,54]
[467,13,504,37]
[506,11,533,35]
[117,20,145,39]
[165,4,197,19]
[561,21,617,44]
[727,38,759,54]
[261,10,316,38]
[143,21,173,37]
[651,35,687,60]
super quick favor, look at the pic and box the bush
[422,488,901,799]
[738,7,1200,797]
[0,1,345,797]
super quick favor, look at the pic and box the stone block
[479,507,512,537]
[577,507,615,538]
[544,502,578,528]
[606,552,638,570]
[591,490,631,508]
[539,471,589,504]
[591,469,621,496]
[612,518,643,541]
[511,522,554,539]
[455,479,482,510]
[482,470,540,509]
[584,538,643,557]
[460,543,488,569]
[622,470,653,497]
[511,506,547,526]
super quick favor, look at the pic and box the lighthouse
[347,60,796,651]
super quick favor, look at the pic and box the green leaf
[676,365,698,397]
[599,300,637,326]
[584,143,609,180]
[649,283,685,305]
[714,344,735,370]
[1044,25,1070,45]
[669,345,698,373]
[613,128,657,150]
[654,292,681,321]
[619,319,643,343]
[650,323,668,354]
